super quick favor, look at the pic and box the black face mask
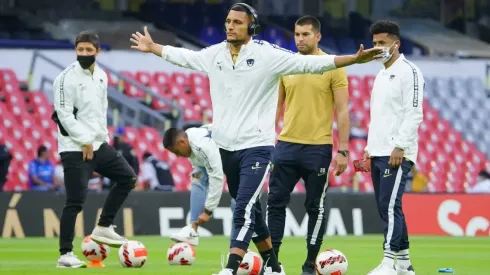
[77,55,96,69]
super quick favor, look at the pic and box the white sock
[397,249,411,269]
[382,250,395,267]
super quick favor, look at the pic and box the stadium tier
[1,68,488,193]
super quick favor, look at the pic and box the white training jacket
[366,54,425,163]
[53,61,109,153]
[187,125,224,212]
[161,39,337,151]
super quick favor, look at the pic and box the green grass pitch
[1,235,489,275]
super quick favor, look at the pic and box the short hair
[37,145,47,157]
[162,128,185,148]
[75,31,100,49]
[143,152,152,160]
[229,4,255,22]
[370,20,400,39]
[295,15,321,33]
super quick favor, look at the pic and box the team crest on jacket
[246,59,255,67]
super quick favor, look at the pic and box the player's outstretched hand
[130,26,154,52]
[354,44,384,64]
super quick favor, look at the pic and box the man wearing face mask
[363,20,424,275]
[52,31,137,268]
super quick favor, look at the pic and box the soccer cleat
[171,225,199,246]
[264,264,286,275]
[212,268,234,275]
[90,225,128,248]
[56,252,87,268]
[396,265,415,275]
[367,263,397,275]
[301,263,316,275]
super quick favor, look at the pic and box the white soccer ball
[167,242,196,265]
[315,249,348,275]
[81,235,110,262]
[118,241,148,268]
[237,250,263,275]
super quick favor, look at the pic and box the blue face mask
[376,41,398,63]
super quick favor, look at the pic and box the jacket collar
[75,61,99,76]
[225,39,255,66]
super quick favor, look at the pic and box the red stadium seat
[122,126,140,145]
[18,113,36,130]
[139,127,161,147]
[105,70,118,87]
[26,91,49,108]
[168,83,186,98]
[189,72,209,88]
[120,71,146,100]
[171,72,190,89]
[172,158,193,176]
[184,105,204,121]
[4,90,28,118]
[135,71,156,86]
[153,71,172,88]
[1,112,17,134]
[363,75,375,92]
[149,85,172,111]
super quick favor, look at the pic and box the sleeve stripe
[59,65,76,108]
[403,60,419,107]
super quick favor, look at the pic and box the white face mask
[376,41,398,64]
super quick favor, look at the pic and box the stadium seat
[139,127,162,147]
[153,71,172,89]
[171,72,191,90]
[135,71,156,86]
[105,70,118,87]
[122,126,141,145]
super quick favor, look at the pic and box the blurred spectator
[349,113,368,140]
[28,146,59,191]
[0,143,12,191]
[111,127,140,188]
[140,152,174,191]
[406,166,429,192]
[466,170,490,193]
[54,160,64,188]
[54,161,103,192]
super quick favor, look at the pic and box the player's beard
[227,38,246,46]
[297,44,314,55]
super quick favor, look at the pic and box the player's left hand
[354,44,384,64]
[130,26,154,52]
[197,212,211,225]
[389,147,404,168]
[333,154,348,176]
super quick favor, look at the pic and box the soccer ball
[167,242,196,265]
[118,241,148,268]
[237,250,263,275]
[315,249,348,275]
[81,235,110,262]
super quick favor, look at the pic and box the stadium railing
[26,50,184,133]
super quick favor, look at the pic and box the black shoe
[301,263,316,275]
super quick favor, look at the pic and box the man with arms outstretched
[130,3,382,275]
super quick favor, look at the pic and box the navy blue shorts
[220,146,273,250]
